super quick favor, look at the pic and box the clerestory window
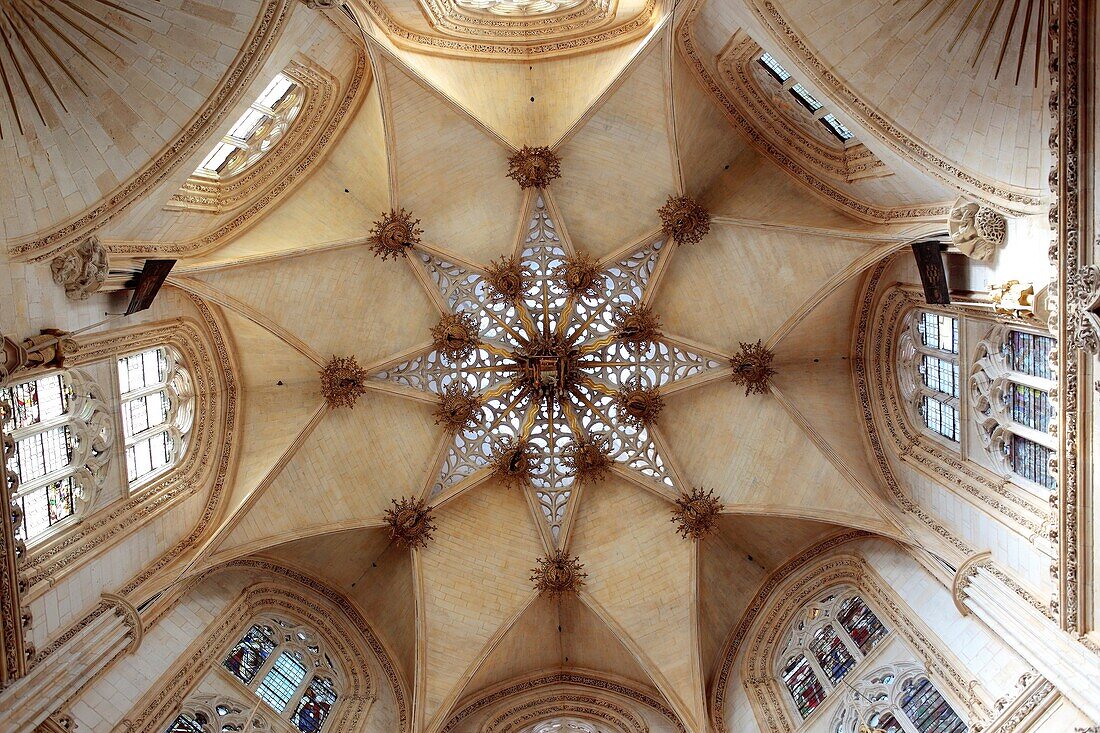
[118,347,194,486]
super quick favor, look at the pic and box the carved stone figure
[947,197,1007,261]
[988,280,1037,318]
[50,237,109,300]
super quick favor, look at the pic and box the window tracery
[118,347,194,486]
[1,369,112,542]
[776,590,890,720]
[220,615,343,733]
[969,325,1057,491]
[898,311,961,443]
[164,695,275,733]
[755,53,855,142]
[830,664,967,733]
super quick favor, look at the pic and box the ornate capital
[50,236,108,301]
[658,195,711,245]
[507,146,561,189]
[951,550,993,616]
[562,433,613,483]
[531,550,586,595]
[384,496,436,549]
[948,196,1007,261]
[369,209,423,260]
[490,437,534,486]
[434,384,482,433]
[319,355,368,409]
[612,303,661,349]
[431,313,481,363]
[730,340,776,395]
[671,488,723,540]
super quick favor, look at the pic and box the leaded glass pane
[223,624,278,684]
[1009,435,1056,490]
[291,676,338,733]
[13,425,73,481]
[2,375,70,430]
[867,711,904,733]
[118,348,168,395]
[758,52,791,82]
[836,596,888,654]
[918,313,958,354]
[257,651,307,713]
[820,113,854,141]
[782,654,826,718]
[18,477,77,538]
[165,714,205,733]
[921,396,959,441]
[126,431,173,482]
[920,355,959,397]
[122,390,170,437]
[901,677,967,733]
[790,83,823,111]
[809,624,856,684]
[1007,331,1054,380]
[1007,383,1051,432]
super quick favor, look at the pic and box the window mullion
[124,424,170,448]
[832,619,863,663]
[802,643,833,693]
[121,381,169,402]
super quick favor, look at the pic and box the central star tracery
[371,193,724,545]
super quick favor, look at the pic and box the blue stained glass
[809,624,856,684]
[836,596,888,654]
[257,651,307,713]
[223,624,278,684]
[292,676,338,732]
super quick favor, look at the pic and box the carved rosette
[948,197,1007,261]
[490,437,534,487]
[612,303,662,350]
[50,236,108,301]
[384,496,436,549]
[658,195,711,246]
[369,208,423,260]
[562,433,613,483]
[507,146,561,189]
[431,313,481,363]
[614,380,664,429]
[433,384,483,433]
[730,340,776,396]
[483,255,529,303]
[531,550,587,595]
[671,488,723,540]
[554,252,604,299]
[319,355,368,409]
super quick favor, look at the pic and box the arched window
[831,664,967,733]
[165,695,275,732]
[776,590,890,719]
[192,72,302,180]
[219,615,342,733]
[118,346,194,486]
[898,311,961,443]
[970,325,1057,490]
[1,369,112,542]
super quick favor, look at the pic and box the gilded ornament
[562,434,613,483]
[671,488,723,540]
[490,437,534,486]
[431,313,481,363]
[507,146,562,189]
[531,550,587,595]
[614,380,664,429]
[384,496,436,549]
[516,331,580,403]
[369,208,423,260]
[554,252,604,299]
[730,340,776,396]
[612,303,662,349]
[483,255,530,303]
[319,355,368,409]
[658,195,711,246]
[434,384,483,433]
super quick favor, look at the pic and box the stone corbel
[948,197,1008,261]
[952,550,993,616]
[1,330,76,385]
[49,236,109,301]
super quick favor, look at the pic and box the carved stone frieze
[49,237,108,301]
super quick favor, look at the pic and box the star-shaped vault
[371,191,725,547]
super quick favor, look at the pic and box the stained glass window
[118,347,192,485]
[224,624,278,684]
[1007,331,1054,380]
[1009,435,1055,490]
[164,714,205,733]
[783,654,827,718]
[900,677,967,733]
[291,676,338,733]
[257,652,308,712]
[810,625,856,684]
[921,396,959,441]
[837,596,888,654]
[866,711,904,733]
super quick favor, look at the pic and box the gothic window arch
[898,310,961,443]
[1,368,112,542]
[165,695,275,733]
[969,324,1057,491]
[830,663,968,733]
[118,346,194,487]
[776,588,890,720]
[218,614,343,733]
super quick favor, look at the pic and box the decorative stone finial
[562,433,613,483]
[483,255,529,303]
[554,252,604,299]
[431,313,480,363]
[948,196,1007,261]
[531,550,587,595]
[614,380,664,429]
[671,488,723,540]
[658,195,711,246]
[384,496,436,549]
[612,303,662,350]
[730,340,776,396]
[507,146,561,189]
[490,437,534,486]
[369,208,423,260]
[50,236,108,301]
[319,355,368,408]
[434,384,482,433]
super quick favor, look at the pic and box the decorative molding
[531,549,587,595]
[101,593,143,657]
[507,147,562,190]
[729,340,776,396]
[951,550,993,616]
[669,488,721,540]
[383,496,437,548]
